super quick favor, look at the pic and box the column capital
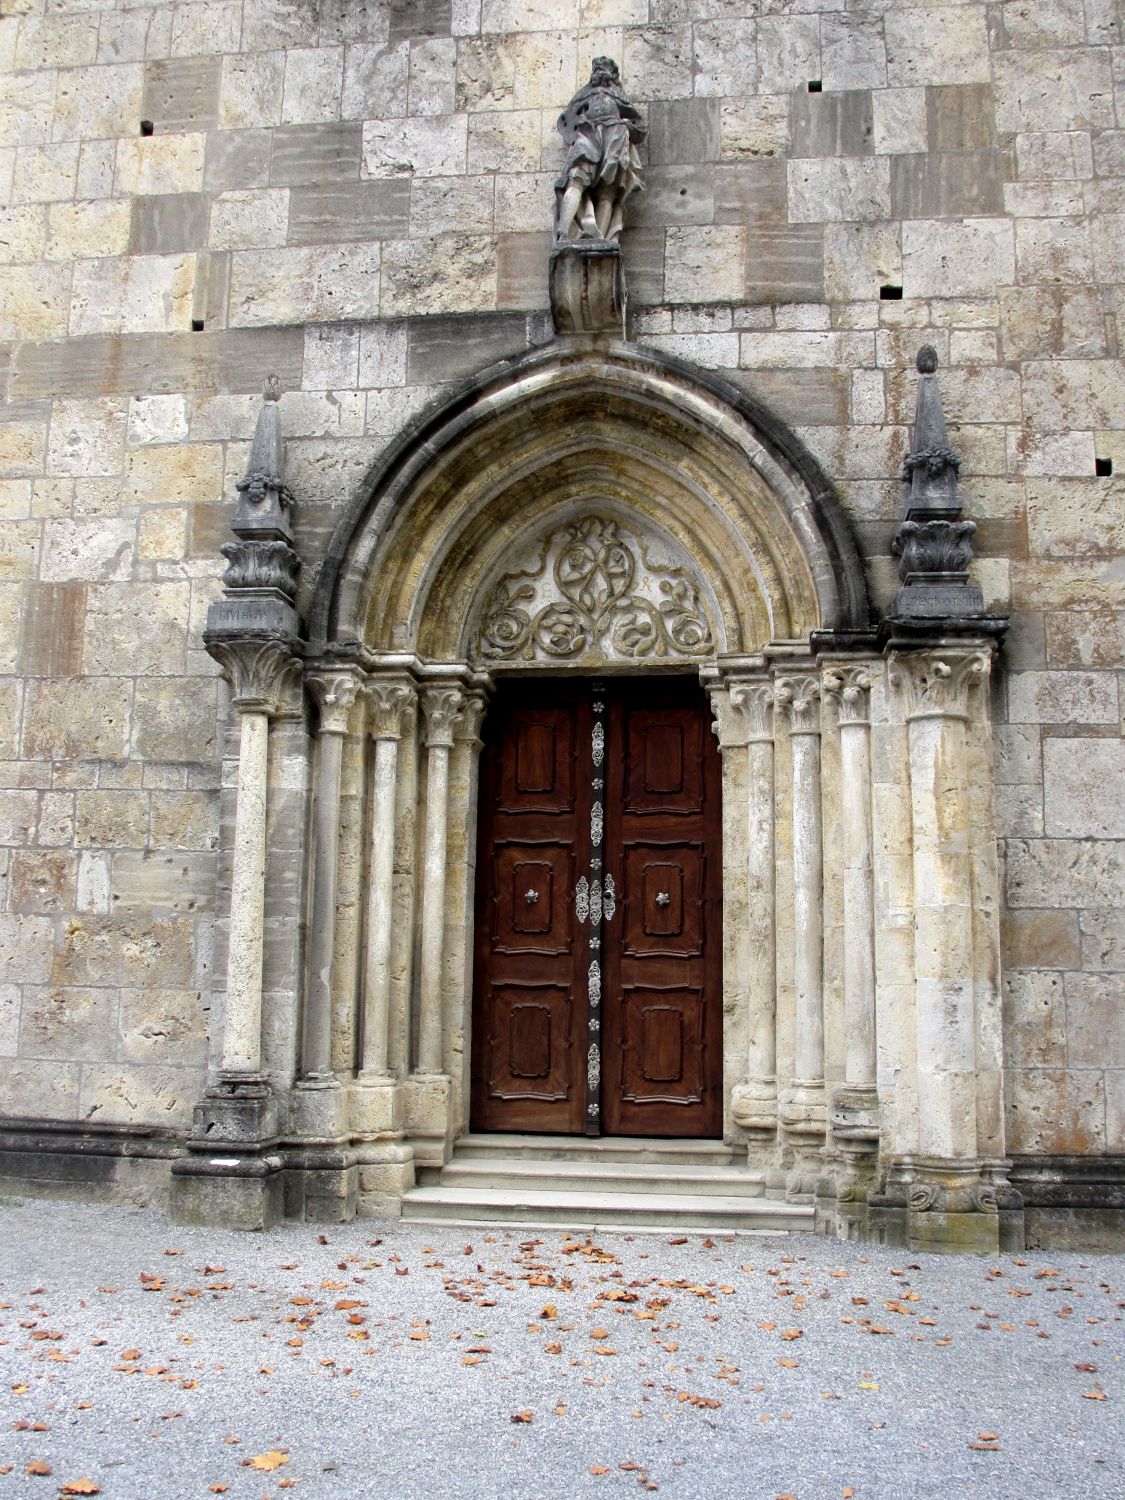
[453,690,488,747]
[709,676,773,747]
[363,677,415,741]
[887,647,990,722]
[822,664,875,727]
[308,668,363,736]
[206,632,301,716]
[774,671,821,735]
[420,684,465,748]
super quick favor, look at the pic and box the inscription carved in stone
[476,516,714,665]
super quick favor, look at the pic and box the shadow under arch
[307,340,871,658]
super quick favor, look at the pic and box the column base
[356,1142,416,1215]
[169,1077,283,1230]
[866,1157,1023,1254]
[779,1079,828,1201]
[349,1073,403,1137]
[285,1077,357,1222]
[731,1075,778,1133]
[403,1073,452,1168]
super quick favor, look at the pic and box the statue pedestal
[550,241,625,336]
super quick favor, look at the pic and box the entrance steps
[401,1134,814,1236]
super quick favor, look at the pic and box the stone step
[400,1184,812,1234]
[432,1157,766,1198]
[452,1133,736,1168]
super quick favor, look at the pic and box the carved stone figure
[554,57,645,245]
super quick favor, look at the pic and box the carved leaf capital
[454,691,488,745]
[888,649,990,721]
[364,679,415,741]
[420,685,465,748]
[309,670,363,736]
[774,673,821,735]
[206,633,300,717]
[822,665,874,727]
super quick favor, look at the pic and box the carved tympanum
[476,515,714,665]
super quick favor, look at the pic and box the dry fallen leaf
[780,1329,803,1341]
[60,1482,100,1496]
[246,1451,289,1472]
[590,1465,610,1476]
[207,1488,229,1495]
[510,1410,533,1424]
[25,1460,52,1476]
[777,1357,799,1369]
[1083,1391,1108,1401]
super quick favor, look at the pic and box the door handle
[655,891,671,907]
[524,889,539,903]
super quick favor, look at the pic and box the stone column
[443,691,488,1134]
[351,675,417,1212]
[288,666,362,1221]
[890,646,999,1251]
[775,671,826,1199]
[170,634,297,1230]
[405,684,464,1162]
[716,678,778,1149]
[824,665,880,1231]
[358,678,416,1083]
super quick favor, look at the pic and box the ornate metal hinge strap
[585,681,606,1134]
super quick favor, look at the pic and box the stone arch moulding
[308,342,871,659]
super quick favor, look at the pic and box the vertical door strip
[584,680,606,1134]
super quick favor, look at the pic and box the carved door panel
[601,683,723,1137]
[471,686,590,1133]
[471,678,721,1137]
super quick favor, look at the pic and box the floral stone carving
[475,515,715,665]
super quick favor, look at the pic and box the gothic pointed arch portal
[300,340,876,1196]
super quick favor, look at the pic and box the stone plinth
[549,242,626,336]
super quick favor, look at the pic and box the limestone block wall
[0,0,1122,1178]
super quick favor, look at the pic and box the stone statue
[554,57,645,244]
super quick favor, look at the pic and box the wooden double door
[471,677,723,1138]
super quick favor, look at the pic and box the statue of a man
[554,57,645,245]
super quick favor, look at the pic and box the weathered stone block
[281,45,344,125]
[788,157,890,222]
[824,222,900,302]
[20,984,115,1062]
[0,265,71,340]
[143,57,221,133]
[115,135,207,196]
[994,49,1115,133]
[1008,670,1118,725]
[1043,738,1125,837]
[119,987,207,1066]
[229,244,381,326]
[23,677,131,762]
[1080,908,1125,973]
[79,1063,197,1129]
[380,234,495,315]
[891,150,1007,219]
[363,112,467,177]
[269,121,363,185]
[1002,909,1081,971]
[901,218,1014,299]
[886,8,991,89]
[0,1059,79,1120]
[821,12,887,92]
[1045,609,1125,670]
[46,200,131,262]
[647,98,720,166]
[1002,971,1066,1067]
[131,194,208,256]
[205,129,273,193]
[132,678,218,764]
[719,95,790,161]
[496,231,551,310]
[409,176,492,236]
[791,90,874,159]
[1066,972,1125,1067]
[664,225,745,304]
[1007,839,1124,910]
[53,915,194,989]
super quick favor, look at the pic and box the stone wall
[0,1,1122,1199]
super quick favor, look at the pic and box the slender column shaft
[361,734,400,1075]
[894,649,989,1164]
[840,717,876,1089]
[302,671,361,1081]
[909,710,976,1158]
[221,708,270,1076]
[746,733,777,1083]
[416,687,463,1075]
[304,726,345,1077]
[791,725,824,1082]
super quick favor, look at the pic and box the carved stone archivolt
[475,514,715,666]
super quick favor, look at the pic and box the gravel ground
[0,1198,1122,1500]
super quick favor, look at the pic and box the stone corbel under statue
[550,57,645,336]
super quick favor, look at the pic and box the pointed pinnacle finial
[916,344,938,375]
[263,373,281,402]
